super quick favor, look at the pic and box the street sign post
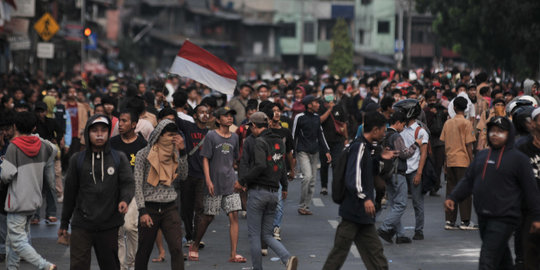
[33,13,60,41]
[37,42,54,59]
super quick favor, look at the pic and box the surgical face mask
[286,94,294,99]
[488,131,507,140]
[324,94,334,102]
[447,73,452,79]
[269,97,275,103]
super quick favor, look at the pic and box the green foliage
[329,18,353,77]
[416,0,540,78]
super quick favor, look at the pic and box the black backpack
[332,139,361,204]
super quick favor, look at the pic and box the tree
[416,0,540,79]
[329,18,353,77]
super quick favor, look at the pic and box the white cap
[89,116,110,127]
[532,107,540,120]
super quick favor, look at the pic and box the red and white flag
[169,40,237,95]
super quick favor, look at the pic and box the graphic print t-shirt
[200,130,239,196]
[110,135,148,170]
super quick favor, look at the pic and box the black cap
[301,95,317,106]
[213,106,236,118]
[487,116,512,131]
[34,101,47,112]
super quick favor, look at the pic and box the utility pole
[406,0,412,69]
[397,1,403,70]
[298,0,304,72]
[81,0,85,76]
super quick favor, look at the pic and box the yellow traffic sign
[34,13,59,41]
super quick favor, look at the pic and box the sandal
[228,254,247,263]
[151,255,166,263]
[188,245,199,261]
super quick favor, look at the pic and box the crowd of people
[0,68,539,270]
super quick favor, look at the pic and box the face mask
[494,106,505,116]
[488,131,507,140]
[269,97,275,103]
[286,94,294,99]
[324,94,334,102]
[446,73,452,79]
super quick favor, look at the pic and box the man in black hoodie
[59,114,135,270]
[445,116,540,269]
[237,112,298,270]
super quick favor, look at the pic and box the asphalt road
[3,174,489,270]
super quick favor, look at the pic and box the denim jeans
[6,213,52,270]
[297,151,319,210]
[247,188,291,270]
[405,170,424,232]
[380,174,407,237]
[272,184,284,228]
[478,217,516,270]
[0,213,6,254]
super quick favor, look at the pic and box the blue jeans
[405,171,424,232]
[273,184,284,228]
[478,217,516,270]
[0,213,6,254]
[6,213,52,269]
[297,151,319,210]
[247,188,291,270]
[380,174,407,237]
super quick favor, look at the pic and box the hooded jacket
[134,119,188,215]
[449,119,540,223]
[0,135,56,214]
[61,114,134,231]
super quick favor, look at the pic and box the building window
[280,23,296,37]
[377,20,390,34]
[358,29,365,44]
[304,22,315,42]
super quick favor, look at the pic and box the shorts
[203,193,242,216]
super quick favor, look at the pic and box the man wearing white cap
[59,114,135,269]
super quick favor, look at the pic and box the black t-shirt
[109,135,148,170]
[318,101,347,144]
[176,118,208,179]
[518,139,540,189]
[270,127,294,154]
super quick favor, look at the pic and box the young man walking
[292,95,331,215]
[237,112,298,270]
[440,97,476,230]
[378,111,422,244]
[394,99,429,240]
[446,116,540,269]
[176,104,209,248]
[134,119,188,270]
[0,112,57,270]
[323,112,396,270]
[60,114,135,270]
[110,109,147,270]
[190,107,245,263]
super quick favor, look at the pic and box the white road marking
[350,246,360,258]
[404,226,415,230]
[312,198,325,207]
[328,220,339,229]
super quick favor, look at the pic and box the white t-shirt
[400,122,429,174]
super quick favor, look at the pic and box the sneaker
[320,188,328,195]
[45,216,58,225]
[298,173,304,180]
[413,231,424,240]
[261,249,268,256]
[395,236,412,244]
[273,227,281,241]
[459,221,479,230]
[57,195,63,203]
[377,228,394,244]
[445,221,459,230]
[286,256,298,270]
[48,264,57,270]
[184,240,194,247]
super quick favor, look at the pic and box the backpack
[332,139,361,204]
[77,149,121,177]
[414,127,438,194]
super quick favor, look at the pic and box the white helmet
[518,95,538,107]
